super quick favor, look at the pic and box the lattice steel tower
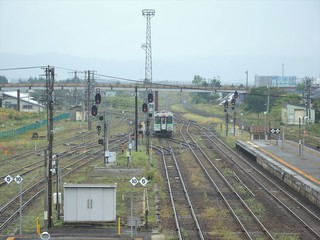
[142,9,155,83]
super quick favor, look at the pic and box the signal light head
[91,105,98,116]
[234,90,238,99]
[95,93,101,104]
[142,103,148,112]
[147,93,153,103]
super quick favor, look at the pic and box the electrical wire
[0,66,46,71]
[53,66,85,73]
[0,65,310,100]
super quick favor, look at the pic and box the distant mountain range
[1,52,319,85]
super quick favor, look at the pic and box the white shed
[63,183,117,222]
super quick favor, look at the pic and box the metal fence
[0,113,70,139]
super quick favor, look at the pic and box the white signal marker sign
[4,175,13,184]
[14,175,23,184]
[139,177,148,186]
[130,177,138,186]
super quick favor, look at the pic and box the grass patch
[170,104,188,113]
[245,197,265,216]
[182,113,222,125]
[202,207,217,218]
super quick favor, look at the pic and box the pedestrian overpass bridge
[0,82,247,94]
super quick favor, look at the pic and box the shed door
[288,113,294,124]
[294,109,305,125]
[64,188,77,221]
[77,188,90,221]
[102,188,116,221]
[89,188,103,221]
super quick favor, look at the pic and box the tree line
[192,75,320,122]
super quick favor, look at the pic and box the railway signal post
[224,101,229,136]
[4,174,23,235]
[145,90,153,170]
[231,90,238,136]
[129,177,148,237]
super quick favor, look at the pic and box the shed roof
[64,183,117,188]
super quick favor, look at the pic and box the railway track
[0,133,95,187]
[156,114,320,239]
[0,136,126,233]
[198,126,320,239]
[156,142,205,240]
[178,122,275,239]
[0,114,130,233]
[0,131,91,165]
[0,113,129,186]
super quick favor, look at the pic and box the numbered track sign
[4,175,13,184]
[139,177,148,186]
[130,177,138,186]
[14,175,23,184]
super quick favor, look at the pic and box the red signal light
[148,93,153,103]
[91,105,98,116]
[142,103,148,112]
[95,93,101,104]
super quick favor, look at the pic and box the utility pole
[142,9,155,84]
[245,71,248,93]
[103,111,107,163]
[87,70,91,131]
[70,71,80,106]
[305,77,312,123]
[267,85,270,113]
[17,90,20,111]
[135,86,138,152]
[45,66,55,229]
[86,71,95,130]
[43,149,48,229]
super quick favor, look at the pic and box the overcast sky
[0,0,319,84]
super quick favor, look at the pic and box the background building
[255,75,297,88]
[281,103,315,125]
[0,91,44,112]
[254,75,277,87]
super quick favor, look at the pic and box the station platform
[251,140,320,184]
[236,139,320,208]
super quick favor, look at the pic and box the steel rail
[181,122,275,240]
[0,136,126,231]
[201,127,320,238]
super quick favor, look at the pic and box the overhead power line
[0,66,46,71]
[54,66,85,73]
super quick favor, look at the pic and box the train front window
[167,117,172,124]
[161,118,166,125]
[155,117,161,124]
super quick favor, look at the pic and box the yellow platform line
[249,142,320,186]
